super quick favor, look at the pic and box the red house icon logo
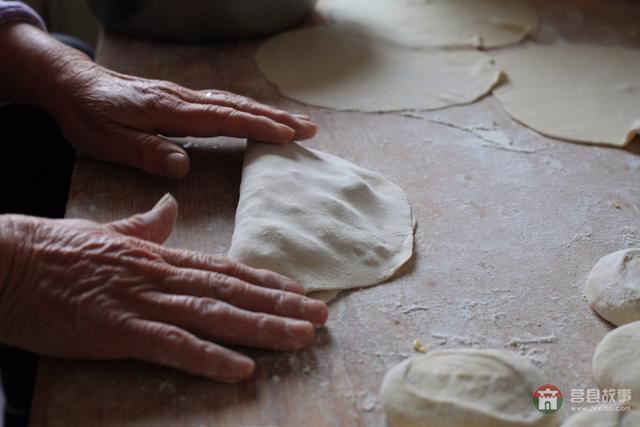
[533,384,563,414]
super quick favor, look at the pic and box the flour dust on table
[255,25,504,112]
[228,141,415,300]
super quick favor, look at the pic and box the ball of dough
[586,249,640,326]
[562,410,640,427]
[380,349,559,427]
[592,321,640,409]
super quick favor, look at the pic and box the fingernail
[294,114,311,120]
[277,124,296,140]
[285,320,312,337]
[216,357,255,382]
[156,192,174,207]
[164,152,189,177]
[232,357,255,377]
[304,300,328,326]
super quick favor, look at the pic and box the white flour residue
[620,226,640,247]
[508,335,556,368]
[430,333,482,346]
[508,335,557,346]
[358,390,378,412]
[427,118,540,153]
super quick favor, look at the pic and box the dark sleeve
[0,1,46,30]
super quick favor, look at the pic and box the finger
[159,267,327,326]
[193,91,317,140]
[107,194,178,244]
[129,243,305,294]
[109,127,191,178]
[150,102,297,143]
[121,318,255,382]
[137,293,315,351]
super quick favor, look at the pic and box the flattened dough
[592,321,640,409]
[380,349,558,427]
[255,25,504,112]
[563,410,640,427]
[318,0,537,49]
[228,141,415,295]
[493,45,640,146]
[586,249,640,326]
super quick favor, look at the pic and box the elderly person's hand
[1,23,317,178]
[0,195,328,382]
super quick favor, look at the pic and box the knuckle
[218,94,236,105]
[162,327,186,345]
[136,134,161,162]
[261,269,294,290]
[188,297,218,317]
[233,97,255,111]
[143,83,181,108]
[209,105,239,121]
[274,292,287,313]
[209,272,234,296]
[210,300,233,319]
[218,259,242,275]
[254,313,269,331]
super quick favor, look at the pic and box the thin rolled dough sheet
[255,25,505,112]
[227,141,415,297]
[318,0,537,49]
[493,44,640,146]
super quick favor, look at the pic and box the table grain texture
[29,0,640,425]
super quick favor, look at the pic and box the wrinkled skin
[45,63,318,178]
[1,23,318,178]
[0,195,328,382]
[0,23,327,381]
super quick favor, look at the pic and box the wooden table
[29,1,640,425]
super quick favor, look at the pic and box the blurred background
[23,0,99,46]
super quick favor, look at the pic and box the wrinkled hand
[0,195,328,382]
[42,55,317,178]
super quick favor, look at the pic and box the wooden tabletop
[30,1,640,426]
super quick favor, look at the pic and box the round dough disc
[592,321,640,409]
[228,141,415,295]
[586,249,640,326]
[255,25,504,112]
[493,44,640,146]
[380,349,559,427]
[318,0,537,49]
[563,410,640,427]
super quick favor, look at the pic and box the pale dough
[586,249,640,326]
[318,0,537,49]
[562,410,640,427]
[255,25,504,112]
[380,349,559,427]
[592,321,640,409]
[493,44,640,146]
[227,141,415,296]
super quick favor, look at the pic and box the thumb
[107,194,178,244]
[108,127,190,178]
